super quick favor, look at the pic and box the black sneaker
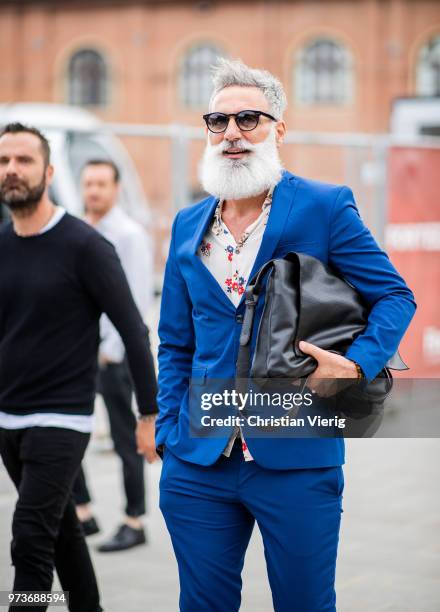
[97,524,146,552]
[80,516,100,537]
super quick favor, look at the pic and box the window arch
[68,48,109,107]
[179,43,227,108]
[416,35,440,96]
[294,38,354,105]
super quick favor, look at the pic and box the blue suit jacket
[156,171,416,469]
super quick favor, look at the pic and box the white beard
[199,127,283,201]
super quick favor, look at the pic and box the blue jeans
[160,442,344,612]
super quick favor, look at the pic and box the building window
[180,43,226,108]
[416,36,440,96]
[68,49,109,107]
[295,38,354,105]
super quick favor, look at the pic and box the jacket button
[235,314,244,323]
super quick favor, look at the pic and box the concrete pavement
[1,302,439,610]
[1,437,440,611]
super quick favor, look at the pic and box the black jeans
[73,360,145,517]
[0,426,102,612]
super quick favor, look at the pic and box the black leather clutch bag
[236,252,407,410]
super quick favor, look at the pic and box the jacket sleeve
[156,212,195,446]
[328,186,417,382]
[78,232,158,414]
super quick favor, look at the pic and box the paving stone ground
[1,301,439,611]
[1,438,439,612]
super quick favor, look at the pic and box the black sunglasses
[203,109,277,133]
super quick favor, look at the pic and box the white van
[0,103,150,224]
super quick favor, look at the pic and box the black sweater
[0,213,157,416]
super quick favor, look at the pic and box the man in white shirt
[72,159,154,552]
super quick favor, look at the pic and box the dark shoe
[80,516,100,537]
[97,524,146,552]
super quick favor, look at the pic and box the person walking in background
[0,123,158,612]
[73,159,154,552]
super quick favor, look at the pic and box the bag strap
[236,290,257,378]
[236,259,277,378]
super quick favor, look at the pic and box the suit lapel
[189,196,237,312]
[189,195,218,255]
[246,172,298,285]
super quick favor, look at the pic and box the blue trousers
[160,443,344,612]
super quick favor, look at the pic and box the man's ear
[45,164,54,186]
[275,120,286,147]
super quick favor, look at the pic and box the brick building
[1,0,439,231]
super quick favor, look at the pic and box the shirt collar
[212,187,274,236]
[38,206,66,235]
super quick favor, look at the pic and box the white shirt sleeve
[99,223,154,364]
[99,315,125,364]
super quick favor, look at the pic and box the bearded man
[0,123,158,612]
[156,59,416,611]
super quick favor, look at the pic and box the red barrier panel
[386,147,440,377]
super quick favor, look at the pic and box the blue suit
[157,171,416,611]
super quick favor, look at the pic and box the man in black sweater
[0,123,158,612]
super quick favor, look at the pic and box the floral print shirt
[198,190,272,307]
[197,189,273,460]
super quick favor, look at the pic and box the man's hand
[299,340,358,397]
[136,417,159,463]
[98,351,114,367]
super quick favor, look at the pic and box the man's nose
[223,116,242,141]
[5,160,19,174]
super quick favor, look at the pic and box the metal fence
[107,122,440,247]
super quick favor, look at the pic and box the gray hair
[209,58,287,120]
